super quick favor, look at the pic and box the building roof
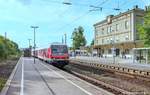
[51,42,66,45]
[93,7,145,26]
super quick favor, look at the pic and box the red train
[33,42,69,67]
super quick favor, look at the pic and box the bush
[0,35,20,60]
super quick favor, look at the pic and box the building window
[125,36,129,40]
[125,21,129,29]
[107,26,112,34]
[107,39,109,43]
[107,27,109,34]
[110,37,113,44]
[102,28,104,35]
[95,31,98,36]
[102,31,104,35]
[102,39,104,44]
[116,24,119,31]
[110,26,112,33]
[116,37,119,42]
[111,26,114,33]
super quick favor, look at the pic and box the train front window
[51,45,68,54]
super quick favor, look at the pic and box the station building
[93,6,145,58]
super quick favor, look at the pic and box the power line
[120,0,141,9]
[90,0,109,9]
[57,6,72,17]
[97,0,136,15]
[38,0,145,48]
[55,0,111,32]
[55,11,91,33]
[47,0,141,33]
[96,0,110,7]
[57,0,138,32]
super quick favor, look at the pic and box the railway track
[37,58,150,95]
[63,63,150,95]
[69,59,150,78]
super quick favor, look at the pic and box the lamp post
[31,26,39,64]
[110,38,115,64]
[112,37,116,64]
[28,39,32,57]
[28,39,32,48]
[112,0,120,64]
[62,36,64,44]
[64,33,67,45]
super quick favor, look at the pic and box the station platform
[0,57,113,95]
[70,56,150,76]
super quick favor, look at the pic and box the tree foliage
[0,35,20,60]
[71,26,86,50]
[90,39,94,46]
[137,7,150,47]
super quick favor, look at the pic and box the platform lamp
[31,26,39,64]
[64,33,67,45]
[28,39,32,48]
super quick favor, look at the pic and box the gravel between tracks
[64,63,150,95]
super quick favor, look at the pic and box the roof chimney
[134,5,138,9]
[145,6,150,11]
[107,15,114,24]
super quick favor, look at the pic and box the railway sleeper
[70,71,145,95]
[70,61,150,78]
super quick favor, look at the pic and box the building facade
[93,6,145,58]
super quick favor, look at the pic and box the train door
[47,48,51,58]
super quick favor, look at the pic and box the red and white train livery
[33,43,69,67]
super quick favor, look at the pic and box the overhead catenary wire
[55,11,92,33]
[53,0,136,45]
[38,0,145,47]
[35,0,111,47]
[55,0,110,32]
[90,0,110,11]
[120,0,142,10]
[93,0,144,15]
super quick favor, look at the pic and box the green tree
[0,41,7,59]
[137,7,150,47]
[0,35,20,60]
[71,26,87,50]
[90,39,94,46]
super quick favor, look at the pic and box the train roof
[51,42,67,46]
[32,42,67,51]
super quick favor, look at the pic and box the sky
[0,0,149,48]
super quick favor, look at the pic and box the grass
[0,78,6,91]
[0,56,19,92]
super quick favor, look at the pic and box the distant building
[93,6,145,58]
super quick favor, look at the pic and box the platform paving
[1,57,113,95]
